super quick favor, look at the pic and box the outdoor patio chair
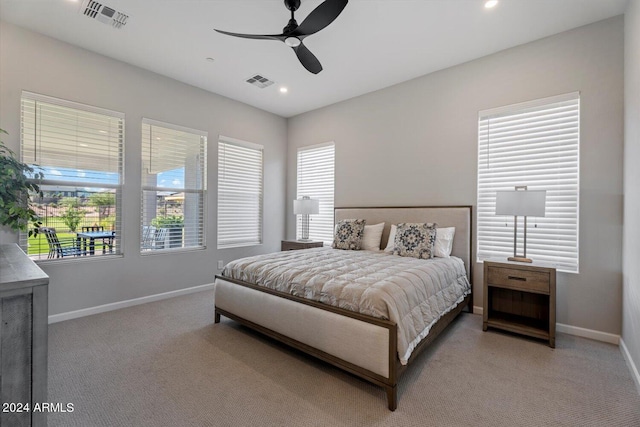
[141,225,167,250]
[41,227,84,259]
[154,227,168,249]
[141,225,156,250]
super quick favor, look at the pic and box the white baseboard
[620,339,640,394]
[555,323,620,345]
[49,289,622,347]
[475,305,620,345]
[48,283,215,324]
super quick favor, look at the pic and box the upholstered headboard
[334,206,472,280]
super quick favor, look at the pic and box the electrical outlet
[217,260,224,270]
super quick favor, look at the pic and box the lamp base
[508,256,533,263]
[297,238,313,242]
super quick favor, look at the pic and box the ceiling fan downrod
[284,0,301,33]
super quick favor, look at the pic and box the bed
[214,206,473,410]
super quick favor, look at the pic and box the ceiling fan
[214,0,348,74]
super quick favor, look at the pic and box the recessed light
[98,130,107,134]
[279,87,288,94]
[79,143,89,147]
[484,0,498,8]
[206,57,215,62]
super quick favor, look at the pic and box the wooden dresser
[483,259,556,347]
[0,244,49,427]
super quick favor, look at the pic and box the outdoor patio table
[76,231,115,255]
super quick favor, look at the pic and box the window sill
[140,246,206,256]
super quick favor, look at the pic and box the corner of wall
[621,339,640,394]
[622,0,640,395]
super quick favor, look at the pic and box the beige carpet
[48,290,640,427]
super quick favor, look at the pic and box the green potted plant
[0,128,43,237]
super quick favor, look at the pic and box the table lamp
[495,186,546,263]
[294,196,320,241]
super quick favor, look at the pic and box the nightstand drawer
[281,240,323,251]
[487,267,550,294]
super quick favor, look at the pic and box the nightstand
[281,240,324,251]
[483,260,556,347]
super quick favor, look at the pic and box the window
[20,92,124,260]
[477,92,580,273]
[141,119,207,252]
[296,142,335,244]
[217,137,263,248]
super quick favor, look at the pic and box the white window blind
[297,142,335,244]
[20,91,124,260]
[141,119,207,252]
[477,92,580,273]
[217,137,263,249]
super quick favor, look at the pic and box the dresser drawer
[487,267,550,294]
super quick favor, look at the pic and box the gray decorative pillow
[393,223,437,259]
[332,219,366,250]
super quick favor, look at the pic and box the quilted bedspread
[221,247,471,364]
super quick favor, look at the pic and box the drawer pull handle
[508,276,527,281]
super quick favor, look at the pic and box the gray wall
[623,0,640,382]
[0,22,287,316]
[287,17,624,335]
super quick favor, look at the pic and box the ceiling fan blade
[293,0,348,36]
[215,29,285,42]
[292,42,323,74]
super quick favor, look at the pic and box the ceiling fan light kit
[285,37,301,47]
[214,0,349,74]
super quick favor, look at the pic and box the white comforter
[222,247,471,364]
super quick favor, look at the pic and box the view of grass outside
[27,187,117,259]
[28,186,187,258]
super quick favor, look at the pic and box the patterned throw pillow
[332,219,366,250]
[393,223,437,259]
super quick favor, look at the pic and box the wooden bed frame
[214,206,473,411]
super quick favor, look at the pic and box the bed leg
[214,310,221,324]
[386,384,397,411]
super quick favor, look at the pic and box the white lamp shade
[495,190,546,217]
[293,198,319,215]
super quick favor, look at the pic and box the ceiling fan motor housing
[283,19,299,34]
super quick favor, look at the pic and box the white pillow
[434,227,455,258]
[383,224,397,252]
[385,225,455,257]
[361,223,385,251]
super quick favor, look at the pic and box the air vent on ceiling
[246,74,275,89]
[80,0,129,29]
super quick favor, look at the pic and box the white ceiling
[0,0,628,118]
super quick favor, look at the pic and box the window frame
[296,141,335,245]
[141,118,208,254]
[476,92,580,273]
[217,136,264,249]
[20,91,125,261]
